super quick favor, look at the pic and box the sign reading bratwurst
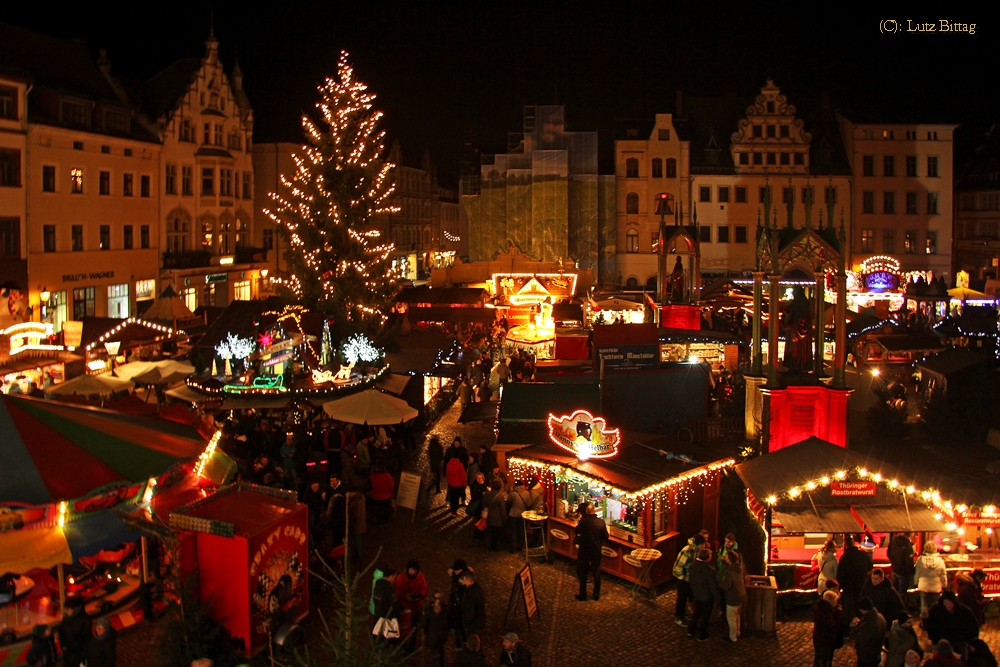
[830,481,877,497]
[547,409,621,461]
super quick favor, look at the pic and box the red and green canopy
[0,395,208,506]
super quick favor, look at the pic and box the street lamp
[105,341,122,375]
[39,288,50,322]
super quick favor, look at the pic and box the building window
[883,155,895,177]
[780,152,790,165]
[218,214,233,254]
[72,287,95,319]
[73,142,83,151]
[882,228,895,253]
[739,152,749,165]
[0,86,17,120]
[883,191,895,214]
[165,164,177,194]
[927,156,939,177]
[782,187,794,205]
[699,226,711,243]
[140,175,150,197]
[179,119,194,142]
[714,225,728,243]
[202,168,214,195]
[262,228,274,251]
[904,230,917,254]
[905,191,918,214]
[780,125,790,138]
[735,187,747,203]
[767,125,776,138]
[228,131,242,151]
[70,169,83,193]
[735,225,748,243]
[767,152,776,165]
[825,186,837,205]
[99,170,110,195]
[658,129,670,141]
[42,166,56,192]
[699,186,711,203]
[861,229,874,252]
[0,218,19,258]
[759,186,770,204]
[203,123,211,144]
[220,168,233,197]
[752,125,762,138]
[236,213,249,248]
[801,186,814,205]
[650,232,659,251]
[651,158,662,178]
[718,186,730,203]
[108,284,130,318]
[0,149,21,187]
[665,158,676,178]
[794,153,804,165]
[906,155,917,177]
[180,287,197,312]
[884,130,894,140]
[753,153,763,165]
[625,158,639,178]
[123,173,133,196]
[71,225,83,251]
[927,131,938,141]
[862,191,875,214]
[140,225,149,249]
[625,192,639,214]
[122,224,134,250]
[242,172,251,199]
[234,280,251,301]
[626,229,639,253]
[43,225,56,252]
[99,225,110,250]
[182,166,193,195]
[124,148,132,157]
[214,124,223,146]
[863,155,874,177]
[62,101,88,126]
[926,231,937,254]
[927,192,939,215]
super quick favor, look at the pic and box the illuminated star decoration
[257,332,274,349]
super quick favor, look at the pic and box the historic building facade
[953,125,1000,281]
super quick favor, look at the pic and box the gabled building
[953,124,1000,281]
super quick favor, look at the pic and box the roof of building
[915,347,991,376]
[142,58,202,121]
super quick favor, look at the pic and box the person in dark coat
[836,534,872,633]
[483,481,508,551]
[85,618,117,667]
[955,569,988,627]
[859,567,906,624]
[459,571,486,641]
[850,597,887,667]
[26,625,56,667]
[58,598,91,667]
[448,559,470,644]
[885,612,922,667]
[427,436,445,495]
[371,568,399,621]
[888,533,916,599]
[454,634,488,667]
[574,502,609,601]
[923,639,966,667]
[687,549,718,641]
[421,591,451,667]
[924,589,980,647]
[813,590,843,667]
[500,631,533,667]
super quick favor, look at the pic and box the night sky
[6,3,996,185]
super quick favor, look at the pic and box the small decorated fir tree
[266,52,400,336]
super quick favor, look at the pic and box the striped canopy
[0,395,208,506]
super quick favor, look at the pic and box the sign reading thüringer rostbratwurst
[830,481,877,497]
[596,345,659,370]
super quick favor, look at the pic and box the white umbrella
[112,361,158,382]
[45,374,133,397]
[322,389,418,425]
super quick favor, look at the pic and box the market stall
[504,409,734,589]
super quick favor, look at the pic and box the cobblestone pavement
[119,398,1000,667]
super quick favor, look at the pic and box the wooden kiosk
[505,409,734,589]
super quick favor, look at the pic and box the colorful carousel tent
[0,394,210,506]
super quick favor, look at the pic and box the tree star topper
[547,410,621,461]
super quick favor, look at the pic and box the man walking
[888,532,916,599]
[459,571,486,642]
[851,597,887,667]
[574,502,609,601]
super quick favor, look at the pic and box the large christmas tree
[266,51,400,335]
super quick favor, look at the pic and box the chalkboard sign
[504,563,538,630]
[396,471,422,522]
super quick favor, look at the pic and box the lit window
[71,168,83,193]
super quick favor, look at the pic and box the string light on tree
[264,51,401,336]
[341,333,382,364]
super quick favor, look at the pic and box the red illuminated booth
[505,409,734,590]
[168,484,308,655]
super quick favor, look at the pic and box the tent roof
[736,438,870,501]
[0,524,72,574]
[0,395,207,505]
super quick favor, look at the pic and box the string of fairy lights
[262,51,401,327]
[507,456,735,511]
[83,317,177,352]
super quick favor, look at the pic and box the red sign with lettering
[830,481,877,497]
[962,512,1000,527]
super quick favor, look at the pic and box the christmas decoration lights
[264,51,401,332]
[83,317,177,352]
[546,410,621,460]
[194,430,223,477]
[341,333,383,363]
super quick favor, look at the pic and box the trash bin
[744,575,778,632]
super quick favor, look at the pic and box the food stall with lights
[1,322,81,393]
[504,409,734,589]
[736,438,952,593]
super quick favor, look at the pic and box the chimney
[675,91,684,118]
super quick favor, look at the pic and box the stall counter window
[554,472,669,546]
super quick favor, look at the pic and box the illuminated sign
[135,279,156,299]
[863,271,898,293]
[547,410,621,461]
[830,481,877,497]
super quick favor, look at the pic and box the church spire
[205,11,219,63]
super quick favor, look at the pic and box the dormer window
[766,101,775,113]
[62,100,89,126]
[0,86,17,120]
[752,125,763,138]
[209,92,219,109]
[105,110,129,133]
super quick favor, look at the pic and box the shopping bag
[372,616,400,639]
[475,517,488,531]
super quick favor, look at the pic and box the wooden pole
[141,536,149,584]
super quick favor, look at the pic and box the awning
[851,505,946,532]
[0,352,83,376]
[772,506,862,534]
[0,525,73,574]
[63,509,144,559]
[377,373,412,396]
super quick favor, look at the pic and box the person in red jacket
[446,456,467,515]
[394,559,428,650]
[370,465,395,525]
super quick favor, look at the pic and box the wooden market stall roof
[498,382,601,424]
[736,438,872,501]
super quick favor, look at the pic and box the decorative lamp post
[105,340,122,375]
[39,289,51,322]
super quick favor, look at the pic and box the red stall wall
[197,532,250,649]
